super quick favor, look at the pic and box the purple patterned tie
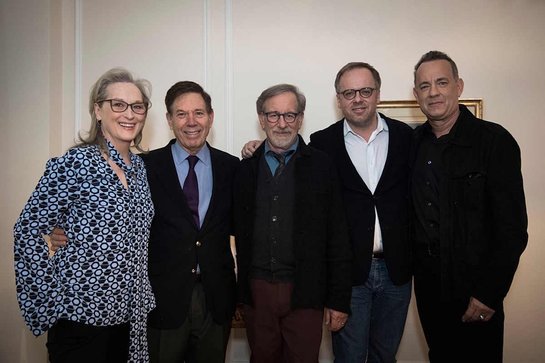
[183,155,199,227]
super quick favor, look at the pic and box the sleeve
[324,159,352,314]
[308,131,320,149]
[13,153,79,336]
[473,129,528,308]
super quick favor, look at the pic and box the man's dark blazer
[233,136,352,314]
[141,139,239,329]
[309,114,413,286]
[412,105,528,307]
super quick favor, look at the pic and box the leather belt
[372,251,384,259]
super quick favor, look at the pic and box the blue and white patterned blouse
[14,141,155,362]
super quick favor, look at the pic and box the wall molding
[74,0,82,141]
[224,0,233,153]
[203,0,209,88]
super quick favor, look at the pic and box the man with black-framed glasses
[233,83,352,363]
[309,62,414,363]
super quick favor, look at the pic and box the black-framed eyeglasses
[262,112,300,124]
[97,99,151,115]
[337,87,376,100]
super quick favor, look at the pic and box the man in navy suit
[310,63,413,363]
[142,81,238,362]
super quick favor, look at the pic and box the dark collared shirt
[264,138,299,175]
[412,125,451,256]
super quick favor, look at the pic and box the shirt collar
[343,112,389,140]
[172,141,211,166]
[105,139,136,174]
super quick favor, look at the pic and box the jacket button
[196,241,202,247]
[191,269,196,274]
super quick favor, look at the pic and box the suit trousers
[46,319,129,363]
[414,251,504,363]
[148,282,231,363]
[243,279,324,363]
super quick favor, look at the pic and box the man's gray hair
[256,84,306,114]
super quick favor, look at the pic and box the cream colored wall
[2,0,544,362]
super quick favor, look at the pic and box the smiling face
[413,59,464,125]
[336,67,380,132]
[94,82,147,152]
[167,92,214,155]
[259,92,303,153]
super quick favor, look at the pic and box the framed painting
[377,99,483,128]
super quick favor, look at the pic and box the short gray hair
[256,84,306,114]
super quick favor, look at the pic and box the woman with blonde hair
[14,68,155,362]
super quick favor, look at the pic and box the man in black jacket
[411,50,528,362]
[310,63,413,363]
[234,84,351,363]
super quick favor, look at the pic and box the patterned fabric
[14,141,156,362]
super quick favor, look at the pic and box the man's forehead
[264,93,297,107]
[173,94,207,110]
[174,105,207,111]
[341,67,373,80]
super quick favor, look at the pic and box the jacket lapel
[154,141,196,225]
[375,117,397,193]
[331,121,372,195]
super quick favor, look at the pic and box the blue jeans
[332,259,411,363]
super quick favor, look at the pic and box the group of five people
[14,50,527,362]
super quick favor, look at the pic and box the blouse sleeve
[13,152,80,336]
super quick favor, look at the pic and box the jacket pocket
[450,170,487,252]
[451,170,486,211]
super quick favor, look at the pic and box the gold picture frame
[377,99,483,128]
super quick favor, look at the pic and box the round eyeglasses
[262,112,300,124]
[338,87,376,100]
[97,99,151,115]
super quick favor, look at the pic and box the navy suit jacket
[142,139,239,328]
[310,114,413,285]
